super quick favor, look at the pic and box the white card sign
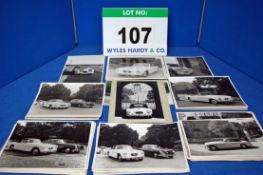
[103,8,168,56]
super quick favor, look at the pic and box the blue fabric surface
[73,0,203,47]
[0,0,75,88]
[0,46,263,174]
[200,0,263,84]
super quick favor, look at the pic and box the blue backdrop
[73,0,203,47]
[200,0,263,84]
[0,0,75,88]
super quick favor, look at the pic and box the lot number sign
[103,8,168,56]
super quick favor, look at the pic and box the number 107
[118,27,152,44]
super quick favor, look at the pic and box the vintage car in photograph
[168,64,193,76]
[41,99,71,109]
[115,63,159,77]
[8,138,58,155]
[70,99,94,108]
[140,144,174,158]
[185,92,234,104]
[108,144,144,161]
[205,138,254,151]
[74,66,94,75]
[44,139,81,153]
[126,104,152,118]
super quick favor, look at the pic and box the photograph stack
[0,53,262,175]
[0,121,95,175]
[92,123,189,174]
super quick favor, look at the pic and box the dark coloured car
[44,139,81,153]
[140,144,174,158]
[70,99,94,108]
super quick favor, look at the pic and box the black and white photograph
[169,76,248,110]
[0,121,95,174]
[92,123,189,174]
[164,56,213,77]
[180,113,263,161]
[177,111,255,121]
[106,57,167,80]
[109,80,173,123]
[59,55,105,82]
[104,81,112,105]
[26,83,105,119]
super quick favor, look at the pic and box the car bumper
[121,155,144,160]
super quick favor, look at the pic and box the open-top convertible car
[140,144,174,158]
[70,99,94,108]
[8,138,58,155]
[116,63,159,77]
[42,99,71,109]
[168,64,193,76]
[44,139,82,153]
[205,138,254,151]
[185,92,234,104]
[74,66,94,75]
[108,144,144,161]
[126,104,152,118]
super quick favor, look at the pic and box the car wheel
[210,99,218,105]
[153,153,158,158]
[169,156,173,159]
[64,148,72,153]
[9,145,14,150]
[143,71,149,77]
[117,154,123,161]
[187,97,191,101]
[209,145,218,151]
[31,148,40,156]
[49,105,53,109]
[240,144,248,149]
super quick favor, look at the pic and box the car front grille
[131,153,138,156]
[136,111,143,114]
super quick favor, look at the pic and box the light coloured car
[108,144,144,161]
[185,92,234,104]
[8,138,58,155]
[168,64,193,75]
[42,99,70,109]
[205,138,254,151]
[74,67,94,74]
[126,104,152,118]
[116,63,158,77]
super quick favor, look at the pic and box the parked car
[116,63,158,77]
[108,144,144,161]
[44,139,81,153]
[8,138,58,155]
[74,66,94,75]
[205,138,254,151]
[140,144,174,158]
[185,92,234,104]
[126,104,152,118]
[168,64,193,76]
[42,99,70,109]
[70,99,94,108]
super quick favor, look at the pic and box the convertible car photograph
[42,99,71,109]
[185,92,234,104]
[126,104,153,118]
[108,144,144,161]
[169,76,247,110]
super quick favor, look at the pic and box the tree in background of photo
[74,84,103,102]
[37,84,71,101]
[98,124,139,147]
[10,122,91,143]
